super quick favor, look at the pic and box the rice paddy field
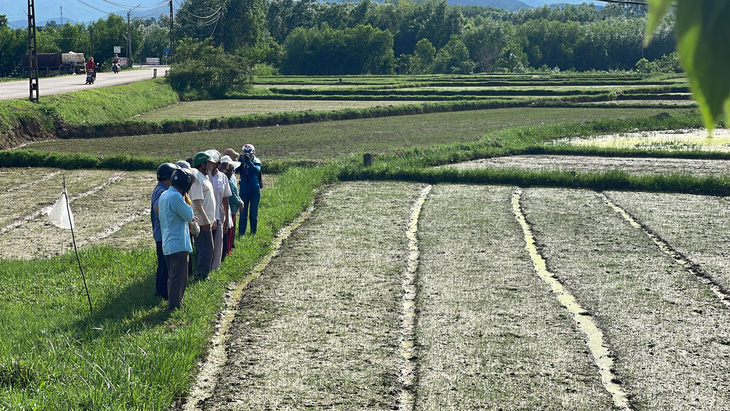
[2,73,730,409]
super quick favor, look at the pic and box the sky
[3,0,599,28]
[3,0,176,27]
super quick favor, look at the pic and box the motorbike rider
[112,54,120,73]
[86,57,98,79]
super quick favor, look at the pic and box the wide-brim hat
[223,148,239,159]
[220,155,241,170]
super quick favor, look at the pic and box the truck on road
[23,52,86,75]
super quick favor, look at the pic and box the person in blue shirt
[238,143,262,235]
[158,168,196,310]
[151,163,179,300]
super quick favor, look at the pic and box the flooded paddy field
[565,128,730,152]
[447,155,730,177]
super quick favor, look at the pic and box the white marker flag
[48,190,75,230]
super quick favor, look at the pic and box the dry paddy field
[3,158,730,409]
[185,179,730,409]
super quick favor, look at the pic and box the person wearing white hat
[219,154,243,260]
[206,149,230,270]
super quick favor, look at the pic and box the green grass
[134,99,436,122]
[25,107,690,163]
[0,166,336,408]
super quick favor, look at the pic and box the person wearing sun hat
[223,148,241,250]
[152,162,179,300]
[206,149,231,270]
[158,168,197,310]
[219,154,242,259]
[190,151,216,280]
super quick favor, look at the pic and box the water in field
[566,128,730,152]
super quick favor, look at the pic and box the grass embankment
[0,166,335,408]
[44,73,686,139]
[521,188,730,408]
[5,107,689,169]
[415,185,614,409]
[0,79,178,149]
[337,111,730,196]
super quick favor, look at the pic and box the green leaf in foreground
[647,0,730,132]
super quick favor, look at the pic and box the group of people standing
[150,145,263,310]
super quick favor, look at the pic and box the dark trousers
[222,215,236,263]
[165,251,189,310]
[155,241,168,299]
[194,229,214,280]
[240,188,260,235]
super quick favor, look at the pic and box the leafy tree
[0,16,26,76]
[168,38,252,99]
[221,0,267,51]
[89,15,130,62]
[463,19,511,72]
[647,0,730,131]
[411,38,436,74]
[176,0,225,45]
[137,20,169,61]
[433,35,474,74]
[282,24,394,75]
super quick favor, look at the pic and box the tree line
[0,1,676,77]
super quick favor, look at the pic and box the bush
[168,38,254,100]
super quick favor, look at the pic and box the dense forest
[0,1,677,77]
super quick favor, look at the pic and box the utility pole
[169,0,174,63]
[28,0,39,102]
[60,6,63,25]
[127,5,140,67]
[127,11,132,67]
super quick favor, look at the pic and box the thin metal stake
[63,176,93,314]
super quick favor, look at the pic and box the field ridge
[513,189,630,409]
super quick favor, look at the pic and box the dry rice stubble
[606,191,730,296]
[205,182,423,409]
[522,187,730,409]
[414,184,614,410]
[0,169,145,260]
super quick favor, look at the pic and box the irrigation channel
[184,181,730,410]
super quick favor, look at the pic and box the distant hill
[460,0,530,10]
[4,0,598,29]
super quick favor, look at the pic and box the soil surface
[447,154,730,177]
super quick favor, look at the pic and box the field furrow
[0,169,118,229]
[605,191,730,296]
[414,185,614,409]
[521,188,730,409]
[0,171,155,260]
[205,182,423,409]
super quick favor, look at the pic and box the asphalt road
[0,65,170,101]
